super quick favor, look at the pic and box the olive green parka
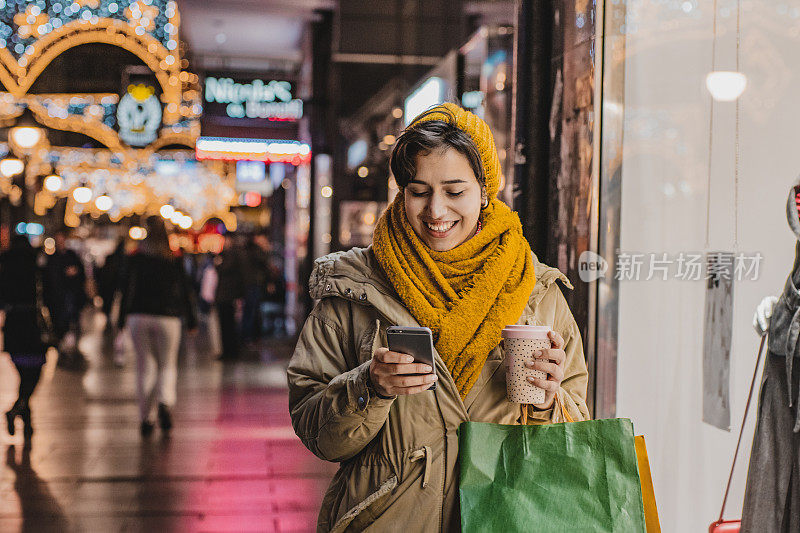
[288,247,590,532]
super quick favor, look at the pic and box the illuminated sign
[461,90,484,109]
[117,83,161,146]
[404,77,445,126]
[204,76,303,121]
[196,137,311,165]
[347,139,368,170]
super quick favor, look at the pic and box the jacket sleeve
[526,285,591,424]
[288,297,395,462]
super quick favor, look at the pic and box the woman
[2,235,50,441]
[288,104,590,532]
[119,216,197,437]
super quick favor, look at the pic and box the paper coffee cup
[501,325,551,405]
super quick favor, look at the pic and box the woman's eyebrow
[408,178,467,185]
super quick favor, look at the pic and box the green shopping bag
[459,419,646,532]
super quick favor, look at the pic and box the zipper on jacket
[409,445,432,488]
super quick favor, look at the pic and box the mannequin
[741,182,800,532]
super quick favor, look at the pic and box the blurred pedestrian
[42,231,87,364]
[119,217,197,437]
[242,234,270,345]
[261,260,286,337]
[2,235,52,440]
[214,234,245,360]
[198,253,222,357]
[98,237,126,329]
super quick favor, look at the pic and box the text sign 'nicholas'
[204,77,303,121]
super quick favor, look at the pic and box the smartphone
[386,326,437,390]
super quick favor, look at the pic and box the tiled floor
[0,311,336,532]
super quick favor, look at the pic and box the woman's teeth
[425,221,456,233]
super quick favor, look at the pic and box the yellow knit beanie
[409,103,502,199]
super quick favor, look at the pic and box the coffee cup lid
[501,325,551,339]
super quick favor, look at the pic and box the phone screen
[387,327,437,390]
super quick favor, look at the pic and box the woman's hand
[369,347,438,397]
[526,330,566,410]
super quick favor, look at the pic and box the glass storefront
[599,1,800,530]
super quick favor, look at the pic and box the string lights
[0,0,237,228]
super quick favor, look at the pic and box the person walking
[42,231,86,364]
[119,217,197,437]
[214,234,245,360]
[98,238,127,328]
[241,234,270,346]
[2,235,52,441]
[288,104,590,532]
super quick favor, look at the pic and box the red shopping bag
[708,335,767,533]
[709,520,740,533]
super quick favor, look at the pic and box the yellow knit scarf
[373,195,536,398]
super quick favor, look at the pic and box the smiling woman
[394,123,486,251]
[288,103,590,532]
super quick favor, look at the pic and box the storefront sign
[117,83,161,146]
[404,77,444,126]
[204,76,303,121]
[196,136,311,165]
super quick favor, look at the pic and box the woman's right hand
[369,347,437,397]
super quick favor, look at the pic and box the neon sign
[196,137,311,165]
[204,77,303,121]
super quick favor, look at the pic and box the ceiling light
[72,186,92,203]
[0,158,24,177]
[95,195,113,211]
[129,226,147,240]
[44,174,62,192]
[178,215,192,229]
[706,71,747,101]
[10,126,42,148]
[160,204,175,218]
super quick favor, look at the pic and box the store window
[599,1,800,531]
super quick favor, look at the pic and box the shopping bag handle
[520,393,575,425]
[717,334,767,523]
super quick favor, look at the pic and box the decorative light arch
[0,0,183,125]
[0,0,235,228]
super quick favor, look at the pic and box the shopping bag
[708,520,740,533]
[635,436,661,533]
[459,418,646,532]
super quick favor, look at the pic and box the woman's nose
[427,194,447,219]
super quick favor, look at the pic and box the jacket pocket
[330,475,398,533]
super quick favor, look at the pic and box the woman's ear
[481,188,489,208]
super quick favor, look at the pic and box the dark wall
[330,0,468,250]
[27,43,146,94]
[514,0,597,409]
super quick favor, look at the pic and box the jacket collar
[309,246,572,312]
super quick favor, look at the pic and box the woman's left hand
[525,330,566,410]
